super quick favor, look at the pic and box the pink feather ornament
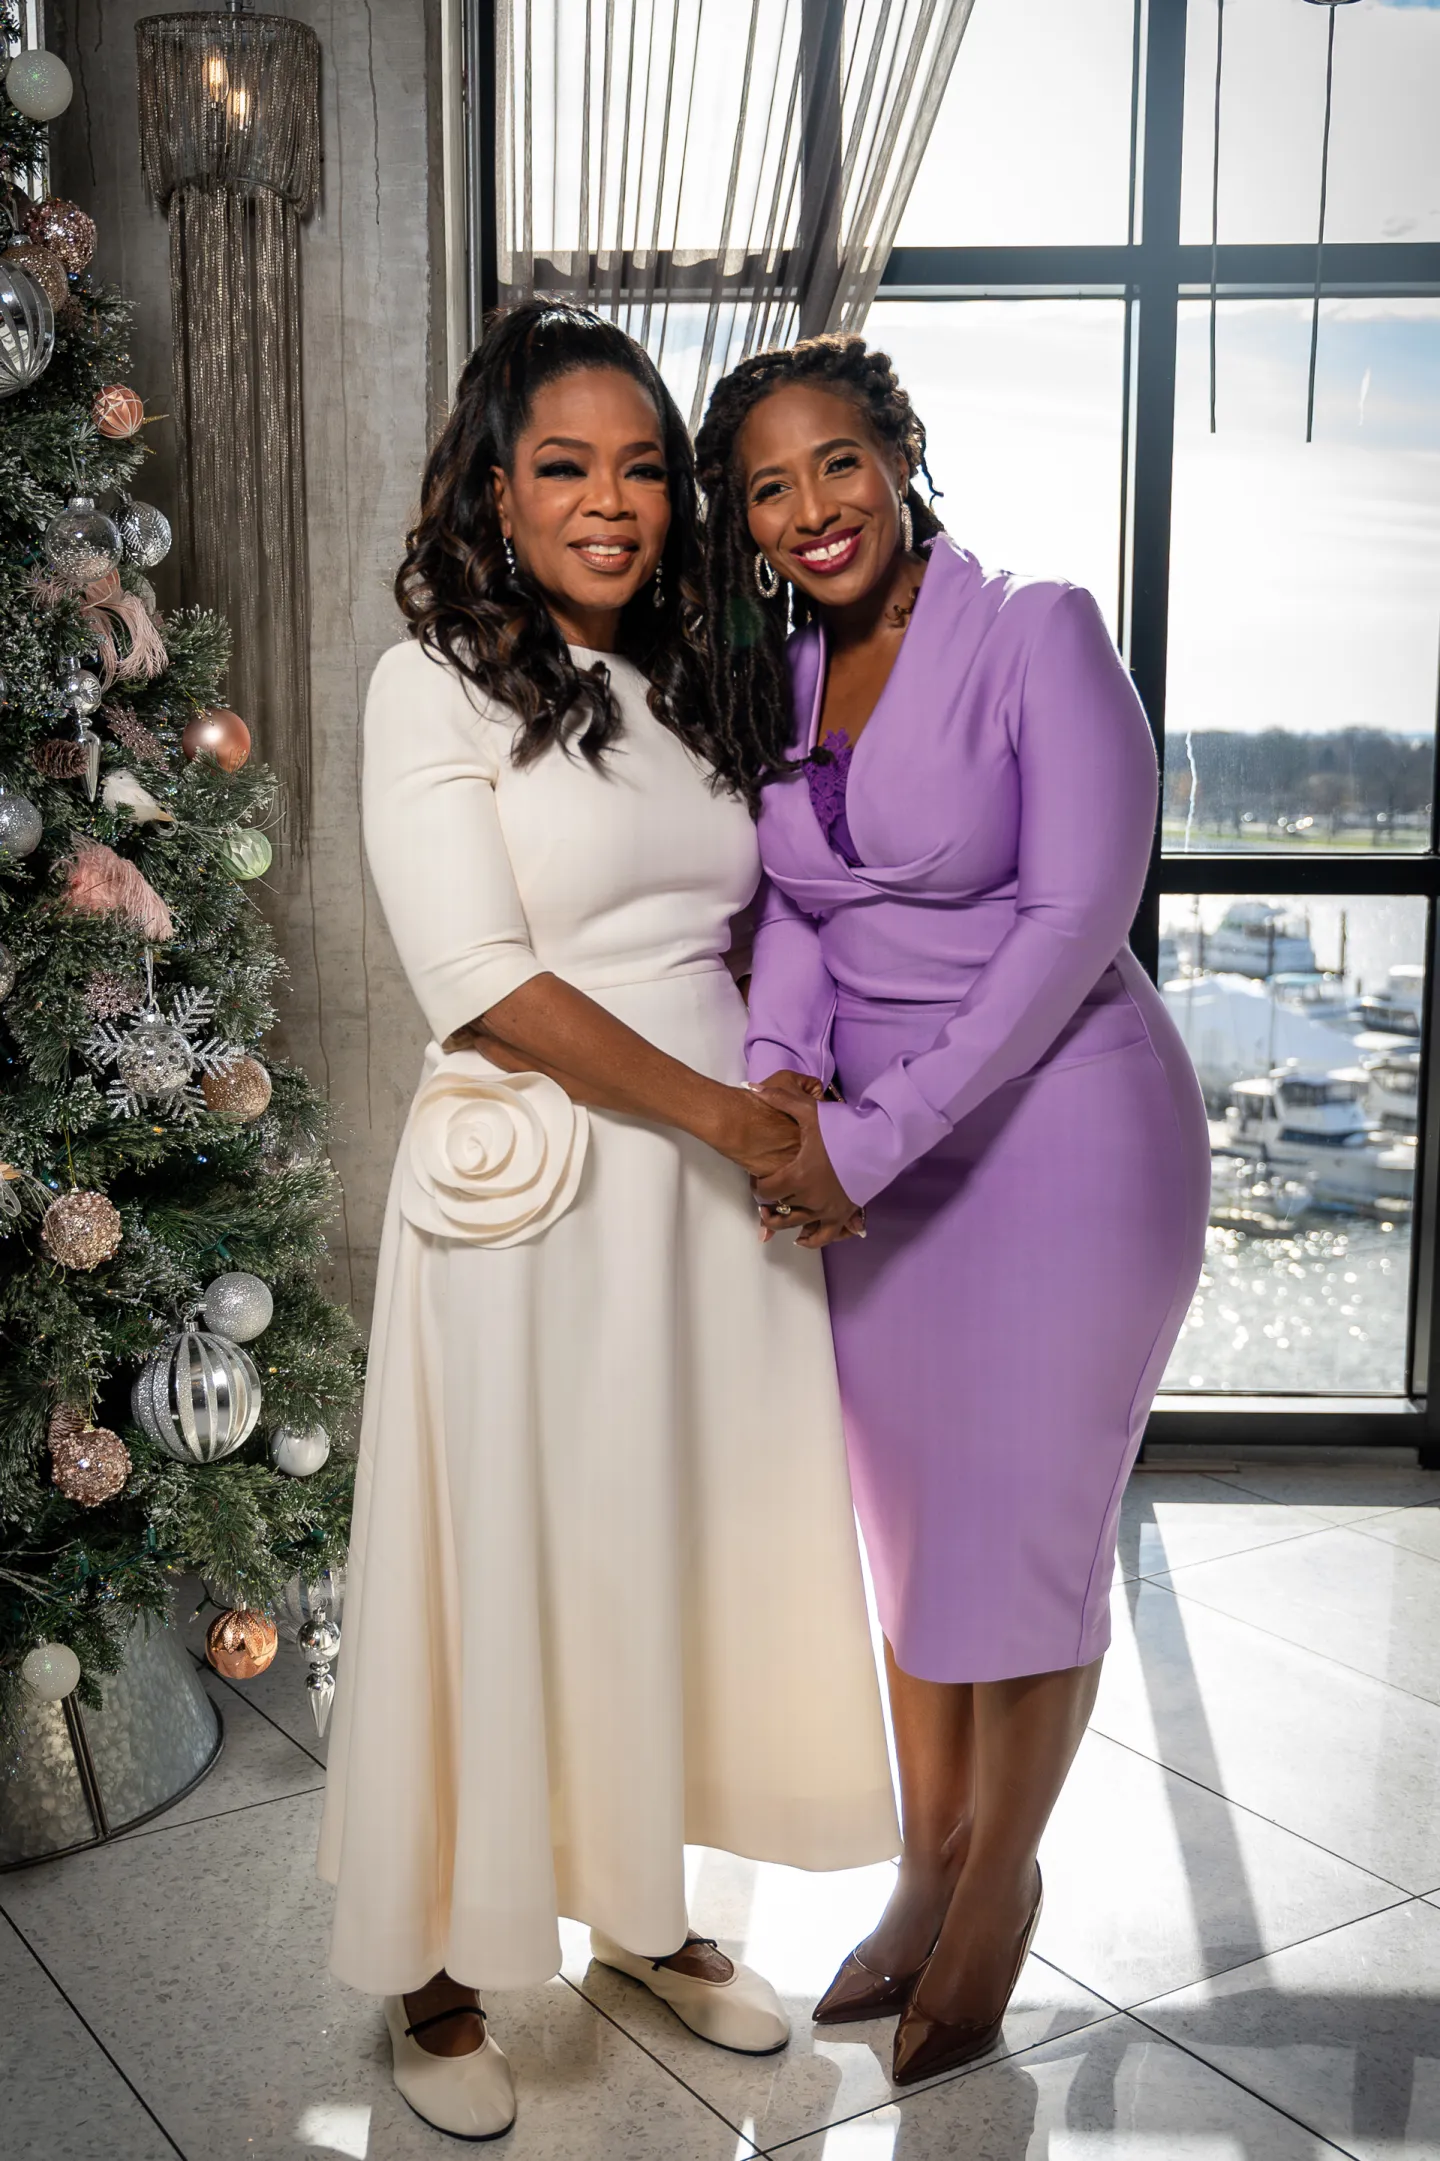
[61,840,174,941]
[29,568,168,688]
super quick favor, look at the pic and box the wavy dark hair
[398,300,755,789]
[694,332,944,784]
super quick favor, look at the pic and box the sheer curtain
[496,0,976,425]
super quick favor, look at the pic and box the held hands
[750,1071,865,1249]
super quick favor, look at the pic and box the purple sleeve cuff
[817,1068,953,1209]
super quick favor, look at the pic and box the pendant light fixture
[135,0,319,845]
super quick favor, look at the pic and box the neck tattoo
[885,581,922,631]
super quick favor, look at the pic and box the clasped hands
[749,1070,865,1251]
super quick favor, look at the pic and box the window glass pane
[1164,298,1440,855]
[1160,892,1424,1395]
[508,1,804,259]
[1181,0,1440,245]
[867,301,1125,634]
[895,0,1136,245]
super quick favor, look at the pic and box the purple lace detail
[806,730,860,864]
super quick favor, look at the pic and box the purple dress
[746,538,1210,1684]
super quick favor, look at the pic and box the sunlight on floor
[293,2101,370,2157]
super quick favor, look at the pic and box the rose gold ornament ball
[203,1056,272,1123]
[4,241,67,311]
[23,196,96,275]
[41,1189,123,1270]
[182,706,251,772]
[49,1426,131,1508]
[92,383,144,438]
[205,1608,279,1680]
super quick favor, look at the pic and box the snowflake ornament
[84,981,243,1124]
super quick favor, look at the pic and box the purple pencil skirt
[822,955,1210,1685]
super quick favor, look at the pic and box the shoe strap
[404,2003,485,2039]
[651,1934,719,1971]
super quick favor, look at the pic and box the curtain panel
[496,0,975,426]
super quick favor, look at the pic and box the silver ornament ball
[131,1329,262,1464]
[114,1010,194,1100]
[0,259,53,399]
[59,660,103,716]
[298,1614,342,1663]
[202,1270,273,1344]
[44,495,120,584]
[269,1424,331,1478]
[0,782,42,859]
[118,499,171,569]
[274,1566,345,1639]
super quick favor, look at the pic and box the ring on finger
[773,1201,794,1218]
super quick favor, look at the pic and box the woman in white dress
[318,302,897,2139]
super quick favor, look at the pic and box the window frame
[468,0,1440,1460]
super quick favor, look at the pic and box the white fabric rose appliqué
[399,1052,589,1246]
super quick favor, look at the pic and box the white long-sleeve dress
[318,637,898,1996]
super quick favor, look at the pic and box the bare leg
[859,1640,976,1978]
[402,1970,485,2057]
[917,1657,1101,2022]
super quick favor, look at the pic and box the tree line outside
[1162,727,1434,851]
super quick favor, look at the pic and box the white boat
[1221,1063,1414,1212]
[1163,971,1360,1108]
[1365,1044,1421,1136]
[1355,963,1424,1039]
[1194,902,1317,979]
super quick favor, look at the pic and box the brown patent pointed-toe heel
[891,1868,1044,2087]
[813,1945,927,2025]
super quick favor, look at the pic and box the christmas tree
[0,15,359,1741]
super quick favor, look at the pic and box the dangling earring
[899,498,914,555]
[503,534,517,573]
[652,560,665,610]
[754,551,780,599]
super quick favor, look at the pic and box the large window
[477,0,1440,1459]
[878,0,1440,1460]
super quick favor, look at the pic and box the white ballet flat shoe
[588,1930,790,2055]
[384,1996,517,2142]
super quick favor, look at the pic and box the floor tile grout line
[1124,1512,1378,1584]
[1148,1511,1440,1587]
[1200,1470,1437,1516]
[187,1648,328,1771]
[1118,1516,1354,1589]
[556,1974,766,2153]
[1152,1573,1440,1714]
[1082,1717,1429,1898]
[758,1991,1124,2154]
[1119,1889,1439,2021]
[1119,1997,1362,2160]
[0,1907,193,2161]
[106,1779,326,1849]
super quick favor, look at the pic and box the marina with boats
[1157,900,1423,1395]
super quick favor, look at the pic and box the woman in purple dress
[695,336,1210,2085]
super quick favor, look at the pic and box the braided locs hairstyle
[397,301,739,787]
[694,332,944,787]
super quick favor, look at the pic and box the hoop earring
[899,499,914,555]
[652,560,665,610]
[754,551,780,599]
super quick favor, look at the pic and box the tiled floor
[5,1464,1440,2159]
